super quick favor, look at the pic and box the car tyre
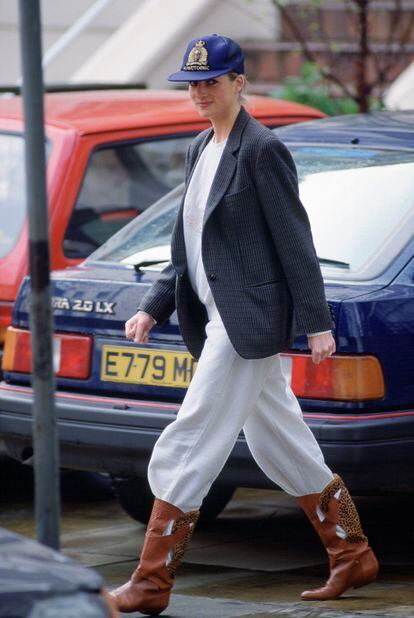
[110,475,235,525]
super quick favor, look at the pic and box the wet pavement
[1,458,414,618]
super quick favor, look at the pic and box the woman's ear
[236,74,246,92]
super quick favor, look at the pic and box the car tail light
[281,353,385,401]
[3,327,92,379]
[0,302,13,344]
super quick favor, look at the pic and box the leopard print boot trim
[319,475,367,543]
[166,510,199,575]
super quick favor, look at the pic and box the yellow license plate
[101,345,197,388]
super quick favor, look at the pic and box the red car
[0,89,324,357]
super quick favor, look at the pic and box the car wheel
[110,475,235,525]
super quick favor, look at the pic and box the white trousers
[148,318,334,513]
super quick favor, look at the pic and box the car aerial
[0,527,118,617]
[0,88,324,364]
[1,110,413,524]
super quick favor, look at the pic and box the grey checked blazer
[138,106,333,360]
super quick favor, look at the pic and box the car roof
[0,89,322,135]
[276,111,414,151]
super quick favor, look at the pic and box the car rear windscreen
[88,146,414,282]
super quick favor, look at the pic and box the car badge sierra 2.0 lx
[52,297,116,314]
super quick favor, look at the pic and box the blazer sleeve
[137,261,176,325]
[254,136,333,335]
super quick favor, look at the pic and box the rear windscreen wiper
[317,257,350,269]
[134,259,169,273]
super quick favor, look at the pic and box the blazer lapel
[202,148,236,227]
[203,106,251,227]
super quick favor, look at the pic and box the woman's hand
[125,311,156,344]
[307,332,336,365]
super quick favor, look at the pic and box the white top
[183,137,227,319]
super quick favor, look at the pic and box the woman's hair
[228,71,248,105]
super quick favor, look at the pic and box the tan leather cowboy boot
[298,474,379,600]
[109,498,199,615]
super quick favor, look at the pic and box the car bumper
[1,383,414,493]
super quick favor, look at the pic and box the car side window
[0,133,26,259]
[63,136,193,259]
[0,133,50,260]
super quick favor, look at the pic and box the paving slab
[173,567,414,611]
[116,592,414,618]
[236,609,414,618]
[119,594,278,618]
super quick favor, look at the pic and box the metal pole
[18,0,60,550]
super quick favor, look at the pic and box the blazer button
[209,273,216,281]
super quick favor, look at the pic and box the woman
[109,34,378,615]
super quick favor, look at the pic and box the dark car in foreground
[1,111,414,522]
[0,527,117,617]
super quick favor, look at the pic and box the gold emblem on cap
[183,40,210,71]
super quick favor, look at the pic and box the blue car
[2,111,414,522]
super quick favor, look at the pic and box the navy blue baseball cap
[168,34,245,82]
